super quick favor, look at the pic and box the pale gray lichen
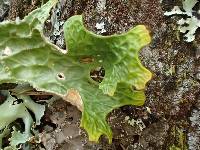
[125,116,146,131]
[0,90,45,149]
[95,22,107,34]
[188,109,200,150]
[0,0,10,22]
[96,0,106,13]
[46,0,65,49]
[164,0,200,42]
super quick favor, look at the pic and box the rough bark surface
[0,0,199,149]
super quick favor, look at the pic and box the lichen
[164,0,200,42]
[0,90,45,149]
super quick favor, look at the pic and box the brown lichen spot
[80,56,94,64]
[63,89,83,111]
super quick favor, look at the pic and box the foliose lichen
[164,0,200,42]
